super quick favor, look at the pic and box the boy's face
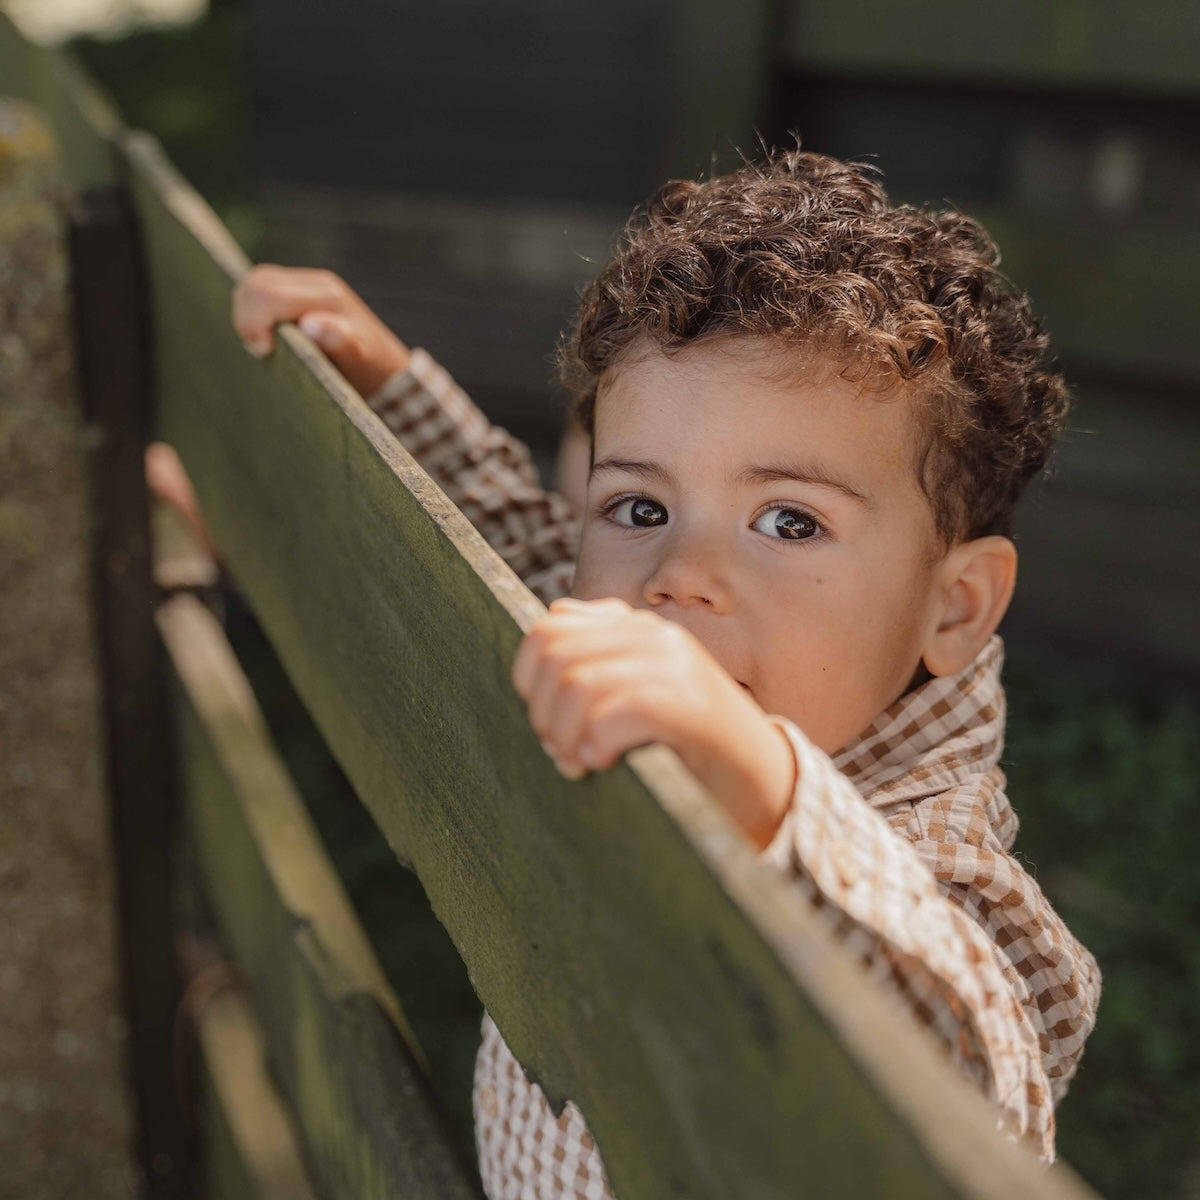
[571,338,951,755]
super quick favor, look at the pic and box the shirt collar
[833,636,1008,815]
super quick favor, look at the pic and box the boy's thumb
[299,313,349,354]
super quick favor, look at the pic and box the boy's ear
[922,536,1017,678]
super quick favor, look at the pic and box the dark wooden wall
[245,0,1200,676]
[765,2,1200,678]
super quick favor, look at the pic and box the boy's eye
[752,505,820,541]
[608,497,669,527]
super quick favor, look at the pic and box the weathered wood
[160,594,482,1200]
[782,0,1200,96]
[68,182,193,1199]
[195,984,320,1200]
[126,130,1097,1200]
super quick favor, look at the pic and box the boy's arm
[880,785,1103,1106]
[517,601,1096,1160]
[762,719,1101,1157]
[366,365,1095,1154]
[233,266,579,604]
[763,722,1051,1152]
[365,350,579,605]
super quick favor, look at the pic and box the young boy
[233,148,1100,1199]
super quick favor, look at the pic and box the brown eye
[608,497,669,527]
[631,498,668,526]
[753,506,820,541]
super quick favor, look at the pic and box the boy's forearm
[760,718,1063,1159]
[365,349,579,604]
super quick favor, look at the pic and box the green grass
[1004,649,1200,1199]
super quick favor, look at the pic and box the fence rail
[0,14,1098,1199]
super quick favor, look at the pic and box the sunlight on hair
[0,0,207,44]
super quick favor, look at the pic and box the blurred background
[2,1,1197,1197]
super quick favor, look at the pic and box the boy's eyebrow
[590,457,677,487]
[736,463,874,508]
[591,456,873,508]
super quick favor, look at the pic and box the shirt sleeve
[366,351,579,606]
[761,719,1096,1161]
[883,775,1102,1107]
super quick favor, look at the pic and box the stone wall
[0,99,136,1200]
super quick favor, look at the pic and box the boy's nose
[641,530,733,613]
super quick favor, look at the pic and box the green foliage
[1004,650,1200,1200]
[68,1,261,252]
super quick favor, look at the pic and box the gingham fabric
[368,354,1100,1196]
[370,349,579,606]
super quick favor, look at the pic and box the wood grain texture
[127,131,1096,1200]
[161,594,482,1200]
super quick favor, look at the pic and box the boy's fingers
[531,655,650,774]
[299,312,356,357]
[512,613,632,704]
[145,442,195,510]
[575,689,659,771]
[527,656,600,757]
[232,265,358,350]
[511,628,544,701]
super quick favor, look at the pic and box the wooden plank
[195,984,320,1200]
[782,0,1200,96]
[160,594,482,1200]
[68,184,193,1200]
[0,12,123,191]
[127,129,1097,1200]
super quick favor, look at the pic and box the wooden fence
[0,16,1100,1200]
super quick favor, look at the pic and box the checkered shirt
[368,352,1101,1198]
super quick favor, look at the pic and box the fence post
[68,175,194,1197]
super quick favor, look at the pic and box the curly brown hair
[559,147,1069,544]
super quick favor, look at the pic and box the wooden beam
[160,594,482,1200]
[69,183,193,1200]
[127,129,1096,1200]
[195,983,320,1200]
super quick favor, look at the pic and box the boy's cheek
[568,557,626,603]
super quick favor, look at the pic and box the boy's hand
[232,265,412,397]
[513,598,796,849]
